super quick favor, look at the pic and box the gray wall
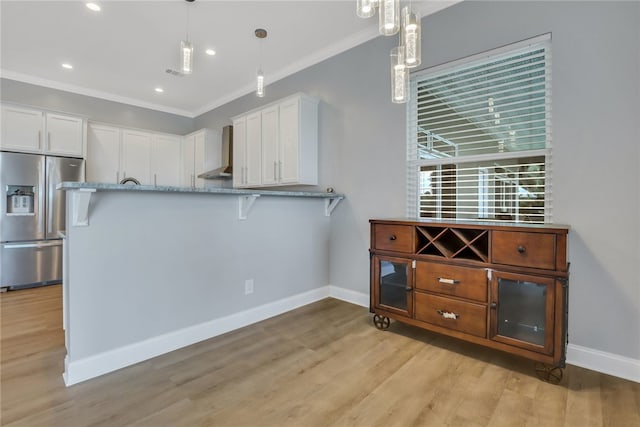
[197,1,640,361]
[1,79,194,134]
[67,191,330,359]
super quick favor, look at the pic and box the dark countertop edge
[57,182,344,199]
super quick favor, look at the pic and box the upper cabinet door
[232,117,247,188]
[151,134,181,186]
[261,106,279,185]
[46,113,84,157]
[193,131,206,188]
[181,135,195,187]
[245,112,262,187]
[1,106,44,153]
[278,98,301,184]
[87,124,121,183]
[121,130,152,185]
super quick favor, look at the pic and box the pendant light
[255,28,267,98]
[390,46,409,103]
[356,0,377,18]
[379,0,399,36]
[181,0,195,75]
[401,5,421,68]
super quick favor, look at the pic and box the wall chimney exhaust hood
[198,125,233,180]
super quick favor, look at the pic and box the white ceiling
[1,1,458,118]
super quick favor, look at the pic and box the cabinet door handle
[437,310,459,320]
[438,278,460,285]
[517,245,526,254]
[38,130,42,149]
[490,302,498,309]
[47,131,51,150]
[405,286,413,292]
[279,161,282,181]
[389,235,397,241]
[154,173,157,186]
[274,161,277,181]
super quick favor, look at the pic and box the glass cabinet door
[372,256,413,317]
[489,271,555,355]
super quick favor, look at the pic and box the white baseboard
[328,285,369,307]
[566,343,640,383]
[64,285,638,386]
[64,286,331,386]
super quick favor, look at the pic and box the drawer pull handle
[438,277,460,285]
[490,302,497,309]
[437,310,459,320]
[517,245,526,254]
[389,235,397,241]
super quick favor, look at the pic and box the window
[407,35,552,223]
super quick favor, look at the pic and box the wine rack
[416,226,489,262]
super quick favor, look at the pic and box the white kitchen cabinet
[278,95,318,185]
[45,113,84,157]
[182,129,219,188]
[88,123,183,186]
[245,112,263,187]
[1,105,43,153]
[231,93,318,188]
[232,117,247,188]
[233,113,262,188]
[261,105,279,186]
[151,134,181,186]
[1,105,85,157]
[87,123,121,183]
[121,130,152,185]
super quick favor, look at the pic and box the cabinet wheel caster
[373,315,390,330]
[534,362,563,384]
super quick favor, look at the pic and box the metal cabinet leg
[534,362,564,384]
[373,314,391,330]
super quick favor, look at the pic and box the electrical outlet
[245,279,254,295]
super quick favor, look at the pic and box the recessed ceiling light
[155,87,164,93]
[61,63,73,70]
[86,3,101,12]
[205,49,216,56]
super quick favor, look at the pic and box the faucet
[119,177,141,185]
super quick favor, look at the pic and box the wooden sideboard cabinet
[370,219,570,381]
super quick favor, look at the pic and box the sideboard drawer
[415,262,487,302]
[373,224,414,253]
[415,293,487,338]
[492,231,556,270]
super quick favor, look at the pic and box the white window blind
[407,35,552,223]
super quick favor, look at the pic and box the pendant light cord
[185,2,190,42]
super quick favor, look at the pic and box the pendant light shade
[356,0,377,18]
[256,69,265,98]
[379,0,399,36]
[401,6,421,68]
[180,0,195,75]
[181,40,193,75]
[255,28,268,98]
[391,46,409,103]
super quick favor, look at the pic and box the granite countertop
[58,182,344,199]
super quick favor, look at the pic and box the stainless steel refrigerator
[1,151,85,290]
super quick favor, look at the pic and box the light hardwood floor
[1,285,639,426]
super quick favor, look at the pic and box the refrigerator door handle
[4,241,62,249]
[47,159,54,234]
[38,158,46,236]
